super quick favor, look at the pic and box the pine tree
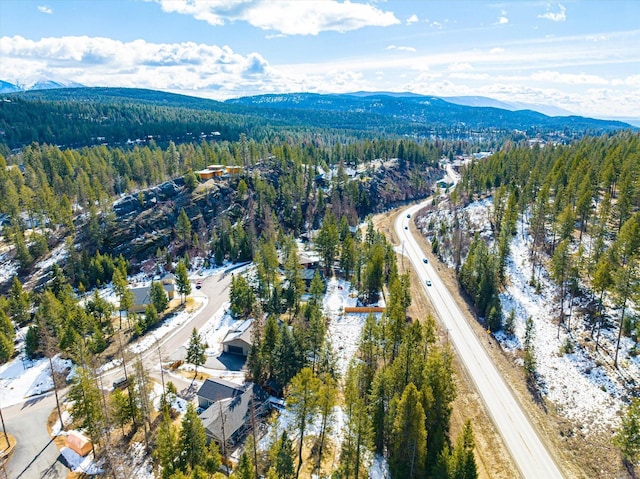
[176,208,192,249]
[612,213,640,367]
[614,398,640,466]
[268,430,295,479]
[230,274,255,319]
[314,374,337,475]
[261,314,280,380]
[110,388,134,434]
[287,367,322,479]
[154,409,179,479]
[178,403,208,473]
[340,232,356,280]
[273,325,303,387]
[112,267,133,330]
[423,347,456,467]
[450,420,478,479]
[175,261,191,304]
[186,328,206,384]
[315,210,339,275]
[309,271,325,306]
[151,280,169,313]
[389,383,427,479]
[8,276,30,326]
[0,308,15,363]
[339,363,371,479]
[233,450,255,479]
[69,366,104,452]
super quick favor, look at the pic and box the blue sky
[0,1,638,120]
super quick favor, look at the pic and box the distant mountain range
[0,79,85,94]
[3,79,632,123]
[225,91,633,132]
[0,85,635,150]
[347,91,575,117]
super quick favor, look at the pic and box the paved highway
[395,200,564,479]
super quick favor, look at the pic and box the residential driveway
[204,352,246,371]
[4,394,67,479]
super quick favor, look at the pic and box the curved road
[395,200,564,479]
[3,268,235,479]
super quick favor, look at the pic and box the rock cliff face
[366,164,439,211]
[100,176,236,262]
[81,162,438,265]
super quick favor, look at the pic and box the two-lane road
[4,268,235,479]
[395,204,564,479]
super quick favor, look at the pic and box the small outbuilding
[65,430,92,457]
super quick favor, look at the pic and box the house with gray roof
[222,319,253,356]
[128,274,175,313]
[196,378,269,447]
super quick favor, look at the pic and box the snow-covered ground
[323,277,374,378]
[199,301,235,357]
[256,276,383,474]
[0,354,72,407]
[0,251,17,285]
[495,218,623,434]
[60,446,104,475]
[34,242,68,271]
[419,196,628,435]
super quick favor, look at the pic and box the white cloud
[0,35,273,93]
[490,47,504,54]
[406,14,418,25]
[448,63,473,72]
[153,0,400,35]
[430,21,443,29]
[619,74,640,87]
[38,5,52,14]
[538,3,566,22]
[386,45,416,53]
[531,70,609,85]
[498,9,508,24]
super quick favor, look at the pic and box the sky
[0,0,638,121]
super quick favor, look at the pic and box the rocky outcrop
[366,164,439,212]
[102,177,236,262]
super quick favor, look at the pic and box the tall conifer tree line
[454,132,639,353]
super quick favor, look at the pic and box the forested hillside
[0,88,634,152]
[0,120,473,478]
[417,130,639,477]
[1,83,638,479]
[455,131,639,351]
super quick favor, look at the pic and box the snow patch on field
[199,302,236,357]
[323,277,375,378]
[35,242,68,270]
[130,307,204,355]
